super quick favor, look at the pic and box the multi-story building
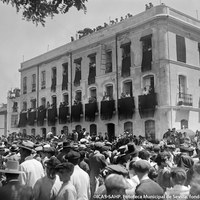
[18,4,200,140]
[7,88,20,137]
[0,103,7,137]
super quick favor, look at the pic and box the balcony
[71,102,83,122]
[47,105,57,126]
[59,103,70,124]
[100,100,115,120]
[27,109,36,126]
[85,102,98,122]
[138,93,157,118]
[118,97,135,120]
[37,106,46,126]
[177,93,193,106]
[18,111,27,127]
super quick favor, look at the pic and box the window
[105,51,112,73]
[51,67,57,92]
[178,75,187,95]
[31,99,36,109]
[90,124,97,136]
[176,35,186,63]
[75,91,82,102]
[88,54,96,85]
[74,58,82,86]
[62,62,68,90]
[22,129,27,137]
[123,81,132,97]
[11,114,18,128]
[51,127,56,136]
[31,128,36,136]
[41,71,46,89]
[63,93,69,105]
[12,102,18,112]
[22,101,27,111]
[23,77,27,94]
[198,43,200,66]
[52,96,57,106]
[121,43,131,77]
[141,35,152,72]
[143,75,154,94]
[105,85,113,100]
[124,121,133,134]
[32,74,36,92]
[41,97,46,107]
[181,119,188,129]
[145,120,155,140]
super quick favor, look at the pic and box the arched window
[178,75,187,95]
[122,80,132,97]
[75,125,82,134]
[181,119,188,129]
[41,128,46,139]
[124,121,133,134]
[22,129,27,138]
[145,120,155,140]
[63,93,69,105]
[75,90,82,102]
[90,124,97,136]
[105,84,113,100]
[143,75,154,94]
[31,128,36,136]
[51,127,56,136]
[63,126,68,135]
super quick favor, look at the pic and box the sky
[0,0,199,104]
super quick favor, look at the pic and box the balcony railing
[138,92,157,118]
[177,93,193,106]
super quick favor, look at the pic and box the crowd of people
[0,128,200,200]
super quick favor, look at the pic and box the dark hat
[44,156,60,168]
[133,160,151,173]
[125,142,138,156]
[63,140,71,148]
[10,144,19,152]
[18,140,35,151]
[180,145,194,153]
[0,160,22,174]
[65,150,80,162]
[171,167,187,182]
[105,164,128,176]
[55,162,74,175]
[43,146,56,153]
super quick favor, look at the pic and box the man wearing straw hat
[0,160,34,200]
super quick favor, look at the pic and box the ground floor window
[145,120,155,140]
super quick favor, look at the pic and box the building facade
[18,5,200,140]
[0,104,7,137]
[7,88,20,137]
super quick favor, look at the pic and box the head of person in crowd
[105,174,131,197]
[125,142,138,160]
[64,150,80,165]
[193,161,200,175]
[132,159,151,180]
[18,140,35,163]
[44,156,60,179]
[148,167,158,181]
[177,154,194,171]
[138,149,151,162]
[56,162,74,183]
[0,160,23,182]
[155,151,170,168]
[43,146,56,158]
[170,167,187,186]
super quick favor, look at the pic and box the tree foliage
[1,0,88,26]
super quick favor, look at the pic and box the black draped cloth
[28,110,36,126]
[59,105,69,124]
[71,103,83,122]
[62,74,68,90]
[18,112,27,127]
[47,106,57,126]
[74,70,81,86]
[85,102,98,122]
[37,107,46,126]
[118,97,135,120]
[100,100,115,120]
[139,93,157,118]
[88,67,96,85]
